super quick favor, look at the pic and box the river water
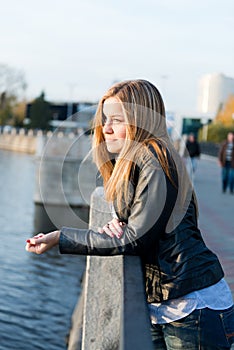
[0,150,85,350]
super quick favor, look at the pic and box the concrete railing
[68,187,154,350]
[0,128,38,153]
[0,127,87,154]
[33,132,95,233]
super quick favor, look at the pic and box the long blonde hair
[92,79,175,211]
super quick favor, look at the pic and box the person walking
[26,80,234,349]
[218,131,234,194]
[184,133,201,182]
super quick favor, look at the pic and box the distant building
[197,73,234,114]
[26,101,97,132]
[171,112,212,140]
[170,73,234,140]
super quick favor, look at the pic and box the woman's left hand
[25,230,60,254]
[98,218,125,239]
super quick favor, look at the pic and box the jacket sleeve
[59,156,177,256]
[218,142,225,166]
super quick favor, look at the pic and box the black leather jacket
[59,147,224,303]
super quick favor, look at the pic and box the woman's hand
[98,218,125,239]
[25,230,60,254]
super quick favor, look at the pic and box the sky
[1,0,234,113]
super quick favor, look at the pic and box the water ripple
[0,151,86,350]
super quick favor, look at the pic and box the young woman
[26,79,234,349]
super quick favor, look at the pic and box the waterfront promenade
[194,155,234,298]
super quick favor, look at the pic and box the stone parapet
[0,132,37,153]
[33,132,95,232]
[68,187,153,350]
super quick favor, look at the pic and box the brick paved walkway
[194,155,234,298]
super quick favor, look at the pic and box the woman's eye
[102,116,124,125]
[112,118,121,123]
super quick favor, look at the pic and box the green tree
[29,92,52,130]
[0,64,27,126]
[215,95,234,127]
[198,123,234,143]
[0,92,15,125]
[12,99,27,127]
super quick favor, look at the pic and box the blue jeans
[222,162,234,192]
[151,306,234,349]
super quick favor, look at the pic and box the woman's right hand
[98,218,125,239]
[25,230,60,255]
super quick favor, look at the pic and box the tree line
[1,62,234,138]
[198,96,234,143]
[0,63,51,130]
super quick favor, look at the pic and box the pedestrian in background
[26,80,234,349]
[218,131,234,194]
[184,133,201,182]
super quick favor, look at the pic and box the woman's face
[227,132,234,143]
[102,97,127,154]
